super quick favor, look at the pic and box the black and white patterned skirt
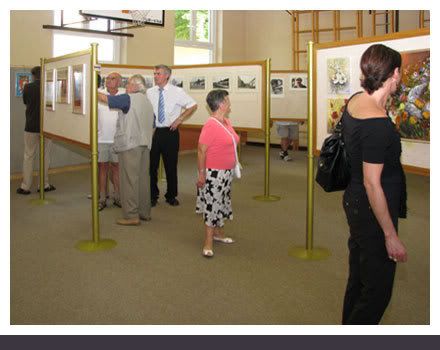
[196,169,234,227]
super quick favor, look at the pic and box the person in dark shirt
[17,66,55,195]
[340,44,407,324]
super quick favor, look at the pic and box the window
[174,10,216,65]
[52,10,121,63]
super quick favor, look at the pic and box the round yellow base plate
[288,246,331,260]
[30,198,55,205]
[75,239,117,252]
[253,195,281,202]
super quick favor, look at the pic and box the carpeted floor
[10,145,430,324]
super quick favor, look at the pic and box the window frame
[52,10,122,64]
[174,10,217,64]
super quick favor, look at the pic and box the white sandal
[213,236,235,244]
[202,248,214,258]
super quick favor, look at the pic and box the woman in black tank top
[340,44,407,325]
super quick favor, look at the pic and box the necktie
[158,88,165,124]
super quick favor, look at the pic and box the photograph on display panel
[237,74,257,91]
[189,76,206,90]
[15,72,32,97]
[99,75,106,89]
[170,76,183,88]
[72,64,85,115]
[120,76,129,89]
[145,76,154,89]
[387,49,430,142]
[327,57,351,95]
[45,69,55,111]
[270,78,284,98]
[289,74,307,90]
[212,76,230,90]
[56,67,70,104]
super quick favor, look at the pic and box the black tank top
[341,93,404,188]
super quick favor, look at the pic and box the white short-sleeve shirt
[98,88,123,143]
[147,83,196,128]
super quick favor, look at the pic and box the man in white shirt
[147,64,197,207]
[97,72,123,210]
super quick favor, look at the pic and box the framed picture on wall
[270,78,284,98]
[237,74,257,92]
[72,64,86,115]
[212,76,230,90]
[56,67,70,104]
[45,69,55,111]
[189,76,206,91]
[15,72,32,97]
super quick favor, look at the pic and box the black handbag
[315,116,350,192]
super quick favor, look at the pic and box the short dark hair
[206,89,229,113]
[31,66,41,79]
[360,44,402,94]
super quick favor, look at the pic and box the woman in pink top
[196,90,240,258]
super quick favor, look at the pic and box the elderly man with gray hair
[98,74,155,225]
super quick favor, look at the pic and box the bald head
[106,72,122,95]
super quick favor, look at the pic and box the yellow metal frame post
[253,58,280,202]
[288,42,330,260]
[76,43,117,252]
[30,57,54,206]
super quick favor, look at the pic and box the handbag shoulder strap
[210,117,239,162]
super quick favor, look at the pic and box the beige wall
[243,11,293,70]
[221,11,246,63]
[125,11,175,66]
[10,10,53,66]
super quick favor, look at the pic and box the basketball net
[128,10,151,27]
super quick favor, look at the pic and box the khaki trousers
[118,146,151,219]
[21,131,52,191]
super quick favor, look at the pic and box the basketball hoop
[129,10,151,27]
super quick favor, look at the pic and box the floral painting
[387,50,430,141]
[327,98,348,133]
[327,57,350,95]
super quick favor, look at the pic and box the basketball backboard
[79,10,165,27]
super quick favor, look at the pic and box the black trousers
[342,185,400,325]
[150,127,180,201]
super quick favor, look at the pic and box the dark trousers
[342,187,400,325]
[150,127,180,201]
